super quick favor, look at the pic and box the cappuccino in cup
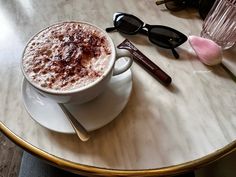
[22,22,112,91]
[21,21,132,103]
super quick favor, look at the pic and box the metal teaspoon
[58,103,90,141]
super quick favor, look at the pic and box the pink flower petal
[188,35,222,66]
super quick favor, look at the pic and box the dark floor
[1,131,236,177]
[0,132,23,177]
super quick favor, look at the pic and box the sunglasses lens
[115,14,142,34]
[149,27,187,48]
[165,0,187,11]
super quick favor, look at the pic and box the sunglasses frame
[156,0,205,17]
[106,12,187,59]
[165,0,188,11]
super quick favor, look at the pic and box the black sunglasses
[156,0,216,20]
[156,0,198,11]
[106,12,187,59]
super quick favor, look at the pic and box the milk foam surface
[23,22,111,91]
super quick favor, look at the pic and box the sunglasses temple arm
[156,0,175,5]
[171,48,179,59]
[105,27,117,32]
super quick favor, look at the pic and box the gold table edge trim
[1,121,236,176]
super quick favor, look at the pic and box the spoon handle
[58,103,90,141]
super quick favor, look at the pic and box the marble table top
[0,0,236,176]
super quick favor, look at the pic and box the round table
[1,0,236,176]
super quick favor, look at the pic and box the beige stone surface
[0,0,236,172]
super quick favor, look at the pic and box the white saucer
[22,62,132,134]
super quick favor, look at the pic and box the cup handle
[113,49,133,76]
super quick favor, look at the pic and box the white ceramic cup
[21,21,132,104]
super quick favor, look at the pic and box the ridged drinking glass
[201,0,236,49]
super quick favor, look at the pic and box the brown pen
[117,39,172,86]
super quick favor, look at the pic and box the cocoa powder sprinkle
[23,22,111,91]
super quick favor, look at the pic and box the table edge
[1,121,236,176]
